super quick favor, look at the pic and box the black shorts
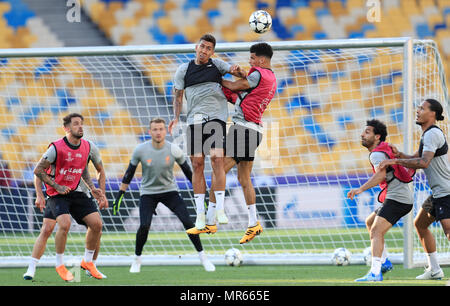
[186,119,226,156]
[47,191,98,226]
[375,199,413,226]
[139,191,194,230]
[421,194,450,221]
[226,124,262,163]
[43,203,56,220]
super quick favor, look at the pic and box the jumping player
[188,42,277,245]
[168,34,246,231]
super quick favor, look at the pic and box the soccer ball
[332,248,351,266]
[249,10,272,34]
[224,248,243,266]
[363,247,372,266]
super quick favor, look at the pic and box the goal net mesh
[0,39,448,266]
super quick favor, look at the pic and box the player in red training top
[187,42,277,245]
[34,113,107,281]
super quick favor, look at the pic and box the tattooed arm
[168,88,184,135]
[379,151,434,170]
[33,157,70,195]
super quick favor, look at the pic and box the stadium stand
[1,0,450,178]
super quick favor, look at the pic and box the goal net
[0,38,448,267]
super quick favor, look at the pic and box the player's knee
[41,224,55,237]
[88,219,103,233]
[369,226,383,240]
[237,172,251,188]
[58,221,71,234]
[414,218,427,232]
[191,158,204,171]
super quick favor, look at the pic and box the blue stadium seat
[172,33,188,44]
[390,107,403,124]
[302,114,336,148]
[416,23,433,38]
[56,89,77,108]
[21,105,43,124]
[34,58,59,79]
[336,114,354,128]
[3,0,35,29]
[286,95,320,112]
[96,111,111,124]
[6,97,21,110]
[1,127,16,140]
[271,17,293,40]
[313,31,327,39]
[369,107,384,118]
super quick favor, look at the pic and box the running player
[168,34,246,230]
[112,118,215,272]
[33,113,107,281]
[347,119,415,282]
[380,99,450,280]
[23,141,107,280]
[188,42,277,244]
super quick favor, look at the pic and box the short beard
[71,132,83,139]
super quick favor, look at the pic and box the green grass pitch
[1,264,449,286]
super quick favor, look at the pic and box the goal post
[0,38,448,268]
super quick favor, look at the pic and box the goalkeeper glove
[113,190,125,215]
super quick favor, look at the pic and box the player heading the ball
[190,42,277,245]
[168,34,246,231]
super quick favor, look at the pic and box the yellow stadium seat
[328,0,347,17]
[195,16,213,34]
[221,25,238,42]
[0,1,11,14]
[309,0,325,9]
[418,0,437,10]
[437,0,450,9]
[401,1,420,15]
[184,25,201,42]
[88,1,106,23]
[134,1,159,19]
[428,13,444,30]
[158,16,178,36]
[201,0,220,11]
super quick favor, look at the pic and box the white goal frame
[0,37,448,268]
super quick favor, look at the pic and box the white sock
[427,251,440,271]
[381,244,388,263]
[135,255,142,263]
[198,250,206,261]
[214,191,225,211]
[206,202,216,225]
[247,204,258,227]
[84,248,95,263]
[56,253,64,267]
[194,194,205,214]
[370,256,382,275]
[27,257,39,274]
